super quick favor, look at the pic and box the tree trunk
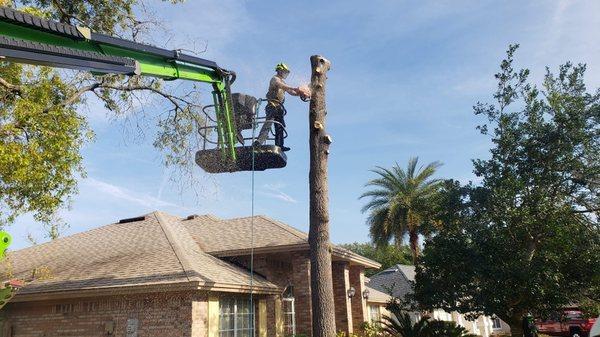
[508,313,525,337]
[510,323,525,337]
[409,230,420,265]
[308,55,336,337]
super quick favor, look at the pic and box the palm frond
[414,161,443,183]
[406,157,419,179]
[360,198,389,214]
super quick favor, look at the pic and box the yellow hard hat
[275,63,290,72]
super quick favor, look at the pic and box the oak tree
[414,45,600,337]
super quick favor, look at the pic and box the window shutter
[208,296,219,337]
[258,299,267,337]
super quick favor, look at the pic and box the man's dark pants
[256,104,285,147]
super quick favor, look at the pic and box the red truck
[536,309,597,337]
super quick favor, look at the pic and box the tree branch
[42,82,101,113]
[50,0,88,26]
[97,80,202,114]
[0,76,22,95]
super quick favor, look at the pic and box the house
[0,211,383,337]
[363,287,392,326]
[368,264,512,337]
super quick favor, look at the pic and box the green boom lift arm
[0,6,238,160]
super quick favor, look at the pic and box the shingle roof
[2,211,381,299]
[2,211,278,297]
[183,215,307,253]
[367,264,415,299]
[366,286,392,304]
[183,215,380,268]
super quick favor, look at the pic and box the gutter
[11,280,281,303]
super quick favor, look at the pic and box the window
[283,297,296,336]
[219,298,254,337]
[369,305,381,323]
[564,310,583,320]
[283,285,296,336]
[492,317,502,329]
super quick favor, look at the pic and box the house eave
[210,244,382,269]
[10,280,281,302]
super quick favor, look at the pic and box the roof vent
[118,216,146,224]
[186,214,200,220]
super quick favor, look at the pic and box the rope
[248,98,263,337]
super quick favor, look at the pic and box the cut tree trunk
[308,54,336,337]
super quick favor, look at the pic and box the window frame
[369,304,381,324]
[282,297,296,336]
[492,317,502,330]
[219,297,255,337]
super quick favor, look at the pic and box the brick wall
[349,265,368,330]
[224,252,370,337]
[332,262,352,335]
[291,252,312,336]
[226,252,314,336]
[0,291,206,337]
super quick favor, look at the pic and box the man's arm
[273,77,300,96]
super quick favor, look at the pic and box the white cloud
[261,183,298,204]
[83,177,191,210]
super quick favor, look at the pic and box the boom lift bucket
[195,93,288,173]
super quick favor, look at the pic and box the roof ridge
[202,214,221,221]
[396,264,415,283]
[255,215,308,241]
[153,211,196,282]
[184,214,221,221]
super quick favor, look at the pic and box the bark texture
[408,229,420,265]
[308,55,336,337]
[509,315,525,337]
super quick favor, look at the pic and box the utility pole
[308,55,335,337]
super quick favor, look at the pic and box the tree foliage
[381,301,476,337]
[0,0,209,231]
[339,242,412,276]
[0,63,91,226]
[360,157,443,264]
[414,45,600,336]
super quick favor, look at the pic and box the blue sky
[10,0,600,249]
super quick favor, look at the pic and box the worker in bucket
[254,63,311,151]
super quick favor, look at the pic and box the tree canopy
[0,0,207,231]
[339,242,412,276]
[414,45,600,337]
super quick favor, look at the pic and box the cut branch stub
[310,55,331,88]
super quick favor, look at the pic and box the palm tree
[381,302,476,337]
[360,157,442,265]
[381,310,430,337]
[427,320,477,337]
